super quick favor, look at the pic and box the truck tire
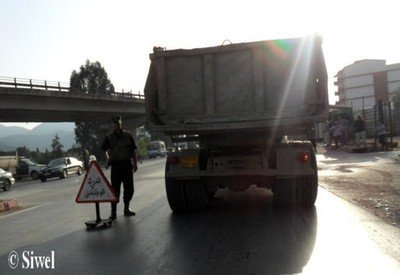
[165,178,187,212]
[30,171,38,180]
[184,180,210,210]
[296,175,318,207]
[296,142,318,207]
[273,177,296,206]
[3,179,11,191]
[273,141,318,207]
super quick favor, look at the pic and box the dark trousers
[110,161,134,213]
[378,134,386,146]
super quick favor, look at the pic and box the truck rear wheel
[273,141,318,207]
[184,180,210,210]
[296,175,318,207]
[273,178,296,206]
[165,178,187,212]
[166,179,210,212]
[296,142,318,207]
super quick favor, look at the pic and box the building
[334,59,400,111]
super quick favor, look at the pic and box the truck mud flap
[273,177,296,206]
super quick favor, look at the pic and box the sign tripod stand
[75,161,118,230]
[84,202,113,229]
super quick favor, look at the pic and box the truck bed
[144,36,328,134]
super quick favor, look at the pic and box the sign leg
[95,202,101,223]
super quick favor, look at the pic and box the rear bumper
[167,168,315,179]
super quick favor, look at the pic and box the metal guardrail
[0,76,69,91]
[0,76,145,100]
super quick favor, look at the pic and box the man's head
[111,115,122,131]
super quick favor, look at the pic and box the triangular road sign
[76,161,118,203]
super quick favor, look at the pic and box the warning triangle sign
[76,161,118,203]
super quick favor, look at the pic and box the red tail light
[298,152,311,162]
[168,155,179,165]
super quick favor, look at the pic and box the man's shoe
[109,213,117,220]
[124,208,136,216]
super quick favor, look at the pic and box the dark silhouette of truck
[144,36,328,211]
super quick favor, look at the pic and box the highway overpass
[0,77,146,129]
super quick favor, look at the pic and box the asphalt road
[0,158,400,274]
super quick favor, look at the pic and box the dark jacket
[354,118,366,133]
[102,130,137,162]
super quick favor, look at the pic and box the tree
[51,134,64,158]
[70,60,115,95]
[70,60,114,160]
[74,121,108,161]
[16,146,30,158]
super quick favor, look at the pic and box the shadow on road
[167,188,318,274]
[0,188,317,274]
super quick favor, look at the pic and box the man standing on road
[330,120,343,150]
[102,115,138,220]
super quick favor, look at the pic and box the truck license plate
[181,155,198,168]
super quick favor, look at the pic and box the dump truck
[144,36,329,212]
[0,152,45,180]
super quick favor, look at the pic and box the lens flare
[258,37,316,139]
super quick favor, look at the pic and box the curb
[0,199,20,212]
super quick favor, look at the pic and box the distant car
[148,141,167,158]
[38,157,83,182]
[16,158,46,180]
[0,168,15,191]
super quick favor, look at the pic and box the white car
[38,157,83,182]
[0,168,15,191]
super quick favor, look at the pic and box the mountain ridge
[0,123,76,151]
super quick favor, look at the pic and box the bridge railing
[113,89,145,99]
[0,76,145,100]
[0,76,70,92]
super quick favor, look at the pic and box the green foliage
[70,60,115,94]
[30,150,53,165]
[15,145,60,165]
[16,146,30,158]
[70,60,114,161]
[51,134,64,158]
[66,144,83,159]
[74,121,107,161]
[138,136,150,158]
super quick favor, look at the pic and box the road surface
[0,158,399,274]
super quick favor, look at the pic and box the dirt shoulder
[317,146,400,228]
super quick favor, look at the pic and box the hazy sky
[1,0,400,129]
